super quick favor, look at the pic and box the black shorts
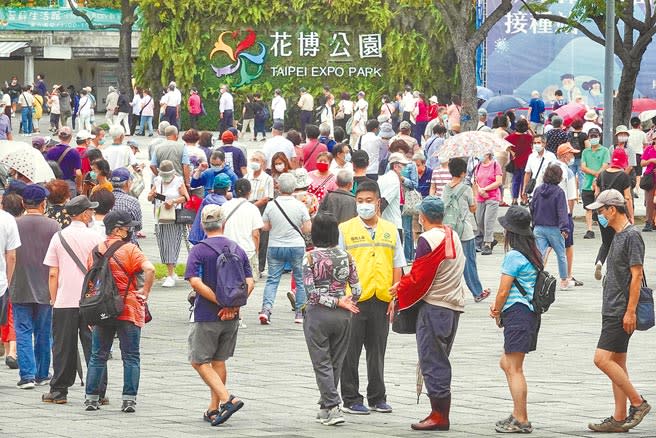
[635,154,642,176]
[502,303,540,354]
[581,190,596,208]
[565,215,574,248]
[597,315,632,353]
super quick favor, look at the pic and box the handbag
[129,171,145,198]
[175,208,196,224]
[637,271,654,331]
[391,299,423,334]
[402,188,422,216]
[639,172,654,191]
[505,160,516,173]
[144,303,153,324]
[525,157,545,194]
[157,205,176,223]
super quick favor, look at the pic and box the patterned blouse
[303,246,361,309]
[46,204,71,229]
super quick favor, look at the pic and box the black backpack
[80,240,134,325]
[199,241,248,308]
[512,256,557,315]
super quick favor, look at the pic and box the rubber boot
[411,394,450,431]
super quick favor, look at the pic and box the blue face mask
[598,213,609,228]
[345,153,352,163]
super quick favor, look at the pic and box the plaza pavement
[1,120,655,437]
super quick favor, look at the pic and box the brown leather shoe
[411,395,450,431]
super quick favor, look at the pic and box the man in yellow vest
[339,180,406,415]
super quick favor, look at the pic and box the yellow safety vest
[340,217,397,303]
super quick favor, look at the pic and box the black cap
[64,195,99,216]
[103,210,139,233]
[498,206,533,236]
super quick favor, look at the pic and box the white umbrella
[639,110,656,122]
[0,140,55,183]
[439,131,513,159]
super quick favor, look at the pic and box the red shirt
[428,103,439,120]
[507,132,534,169]
[416,100,429,123]
[76,146,91,173]
[302,139,327,172]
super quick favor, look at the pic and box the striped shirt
[501,250,537,312]
[430,167,452,198]
[111,189,143,244]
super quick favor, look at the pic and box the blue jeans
[511,168,525,199]
[85,320,141,401]
[21,108,33,134]
[534,225,568,279]
[254,118,267,137]
[462,239,484,298]
[402,214,414,262]
[569,159,583,195]
[13,303,52,381]
[263,246,305,312]
[138,115,153,135]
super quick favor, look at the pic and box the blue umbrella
[477,86,495,101]
[481,95,527,114]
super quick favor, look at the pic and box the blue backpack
[199,241,248,308]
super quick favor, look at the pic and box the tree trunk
[614,56,641,128]
[117,0,136,101]
[455,44,478,132]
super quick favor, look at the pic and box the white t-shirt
[378,170,402,229]
[628,128,647,155]
[0,210,20,297]
[78,95,92,116]
[330,160,353,176]
[219,92,234,112]
[525,150,557,188]
[222,198,264,255]
[359,132,381,174]
[264,135,296,168]
[582,121,600,134]
[104,143,137,170]
[262,195,310,247]
[271,95,286,120]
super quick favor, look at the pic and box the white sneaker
[594,262,603,281]
[559,280,575,291]
[171,273,180,281]
[162,276,175,288]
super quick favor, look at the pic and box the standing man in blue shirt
[527,91,545,135]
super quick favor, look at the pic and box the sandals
[203,408,220,423]
[211,395,244,426]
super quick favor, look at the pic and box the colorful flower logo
[209,29,267,88]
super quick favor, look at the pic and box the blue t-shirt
[188,193,227,244]
[501,250,537,312]
[219,145,247,178]
[46,144,82,181]
[190,166,238,196]
[319,136,337,153]
[528,98,545,123]
[184,236,253,322]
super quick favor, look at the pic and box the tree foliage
[135,0,458,107]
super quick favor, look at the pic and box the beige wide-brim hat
[584,110,598,121]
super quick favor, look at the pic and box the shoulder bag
[637,270,654,331]
[525,157,545,194]
[273,199,312,250]
[156,181,177,223]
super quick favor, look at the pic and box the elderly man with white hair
[147,120,170,161]
[103,125,138,171]
[319,169,357,224]
[527,90,545,135]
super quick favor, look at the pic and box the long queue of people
[0,110,653,433]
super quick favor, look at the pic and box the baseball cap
[221,130,235,143]
[588,127,601,137]
[610,147,629,169]
[399,121,411,131]
[585,189,626,210]
[201,204,224,224]
[227,127,239,138]
[32,136,46,148]
[76,129,96,141]
[58,126,73,138]
[556,143,579,157]
[388,152,411,165]
[429,96,438,104]
[109,167,131,183]
[5,180,27,196]
[418,196,444,222]
[272,120,284,131]
[65,195,99,216]
[478,108,488,116]
[213,173,231,190]
[22,184,49,204]
[103,210,139,232]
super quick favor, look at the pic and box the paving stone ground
[1,120,655,437]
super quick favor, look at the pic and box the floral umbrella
[0,141,55,183]
[439,131,513,159]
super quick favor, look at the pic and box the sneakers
[321,406,346,426]
[572,277,584,287]
[481,244,492,256]
[495,416,533,433]
[316,408,329,423]
[286,291,296,311]
[238,318,247,329]
[584,230,595,239]
[594,261,603,281]
[121,400,137,413]
[161,276,175,288]
[623,398,651,430]
[294,311,304,324]
[588,416,626,432]
[559,280,575,291]
[84,399,100,411]
[5,355,18,369]
[474,288,491,303]
[35,375,52,386]
[371,401,393,413]
[258,309,271,325]
[17,379,35,389]
[643,222,653,232]
[42,391,67,404]
[343,402,370,415]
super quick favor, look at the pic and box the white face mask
[617,135,629,143]
[568,157,575,166]
[356,203,377,220]
[274,163,285,173]
[249,162,261,171]
[533,144,544,153]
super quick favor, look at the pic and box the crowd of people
[0,80,655,434]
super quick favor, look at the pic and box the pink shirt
[642,145,656,176]
[188,94,202,115]
[475,161,502,203]
[43,221,104,309]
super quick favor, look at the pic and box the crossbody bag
[273,199,312,249]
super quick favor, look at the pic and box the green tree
[522,0,656,127]
[432,0,513,131]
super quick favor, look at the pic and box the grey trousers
[476,199,499,244]
[416,303,460,398]
[304,304,352,409]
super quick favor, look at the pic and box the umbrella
[439,131,513,159]
[480,95,527,114]
[477,86,495,101]
[632,98,656,113]
[554,102,587,127]
[416,362,423,404]
[639,109,656,122]
[0,141,55,183]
